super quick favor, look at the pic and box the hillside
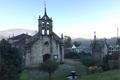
[80,69,120,80]
[0,28,36,39]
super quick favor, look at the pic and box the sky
[0,0,120,39]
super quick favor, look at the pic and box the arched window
[42,21,44,24]
[42,29,45,35]
[47,22,49,25]
[47,29,50,35]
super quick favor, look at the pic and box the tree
[64,36,72,48]
[82,55,96,67]
[0,39,22,80]
[73,41,81,48]
[39,60,58,80]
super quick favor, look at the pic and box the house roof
[9,33,31,40]
[8,33,32,47]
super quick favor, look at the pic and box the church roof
[41,7,52,21]
[52,32,62,43]
[26,32,62,48]
[41,14,50,20]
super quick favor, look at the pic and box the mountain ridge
[0,28,118,46]
[0,28,36,39]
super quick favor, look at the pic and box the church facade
[9,8,64,68]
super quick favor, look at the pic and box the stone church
[9,8,64,68]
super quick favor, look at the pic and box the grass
[20,59,120,80]
[20,59,87,80]
[20,70,33,80]
[20,68,120,80]
[64,59,88,75]
[79,69,120,80]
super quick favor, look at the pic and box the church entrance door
[43,54,51,62]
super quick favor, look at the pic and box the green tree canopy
[0,39,23,80]
[64,36,72,48]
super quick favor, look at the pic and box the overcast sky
[0,0,120,39]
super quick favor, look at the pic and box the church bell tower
[37,6,54,62]
[38,7,53,36]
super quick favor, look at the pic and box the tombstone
[66,71,78,80]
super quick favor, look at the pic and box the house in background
[107,38,120,54]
